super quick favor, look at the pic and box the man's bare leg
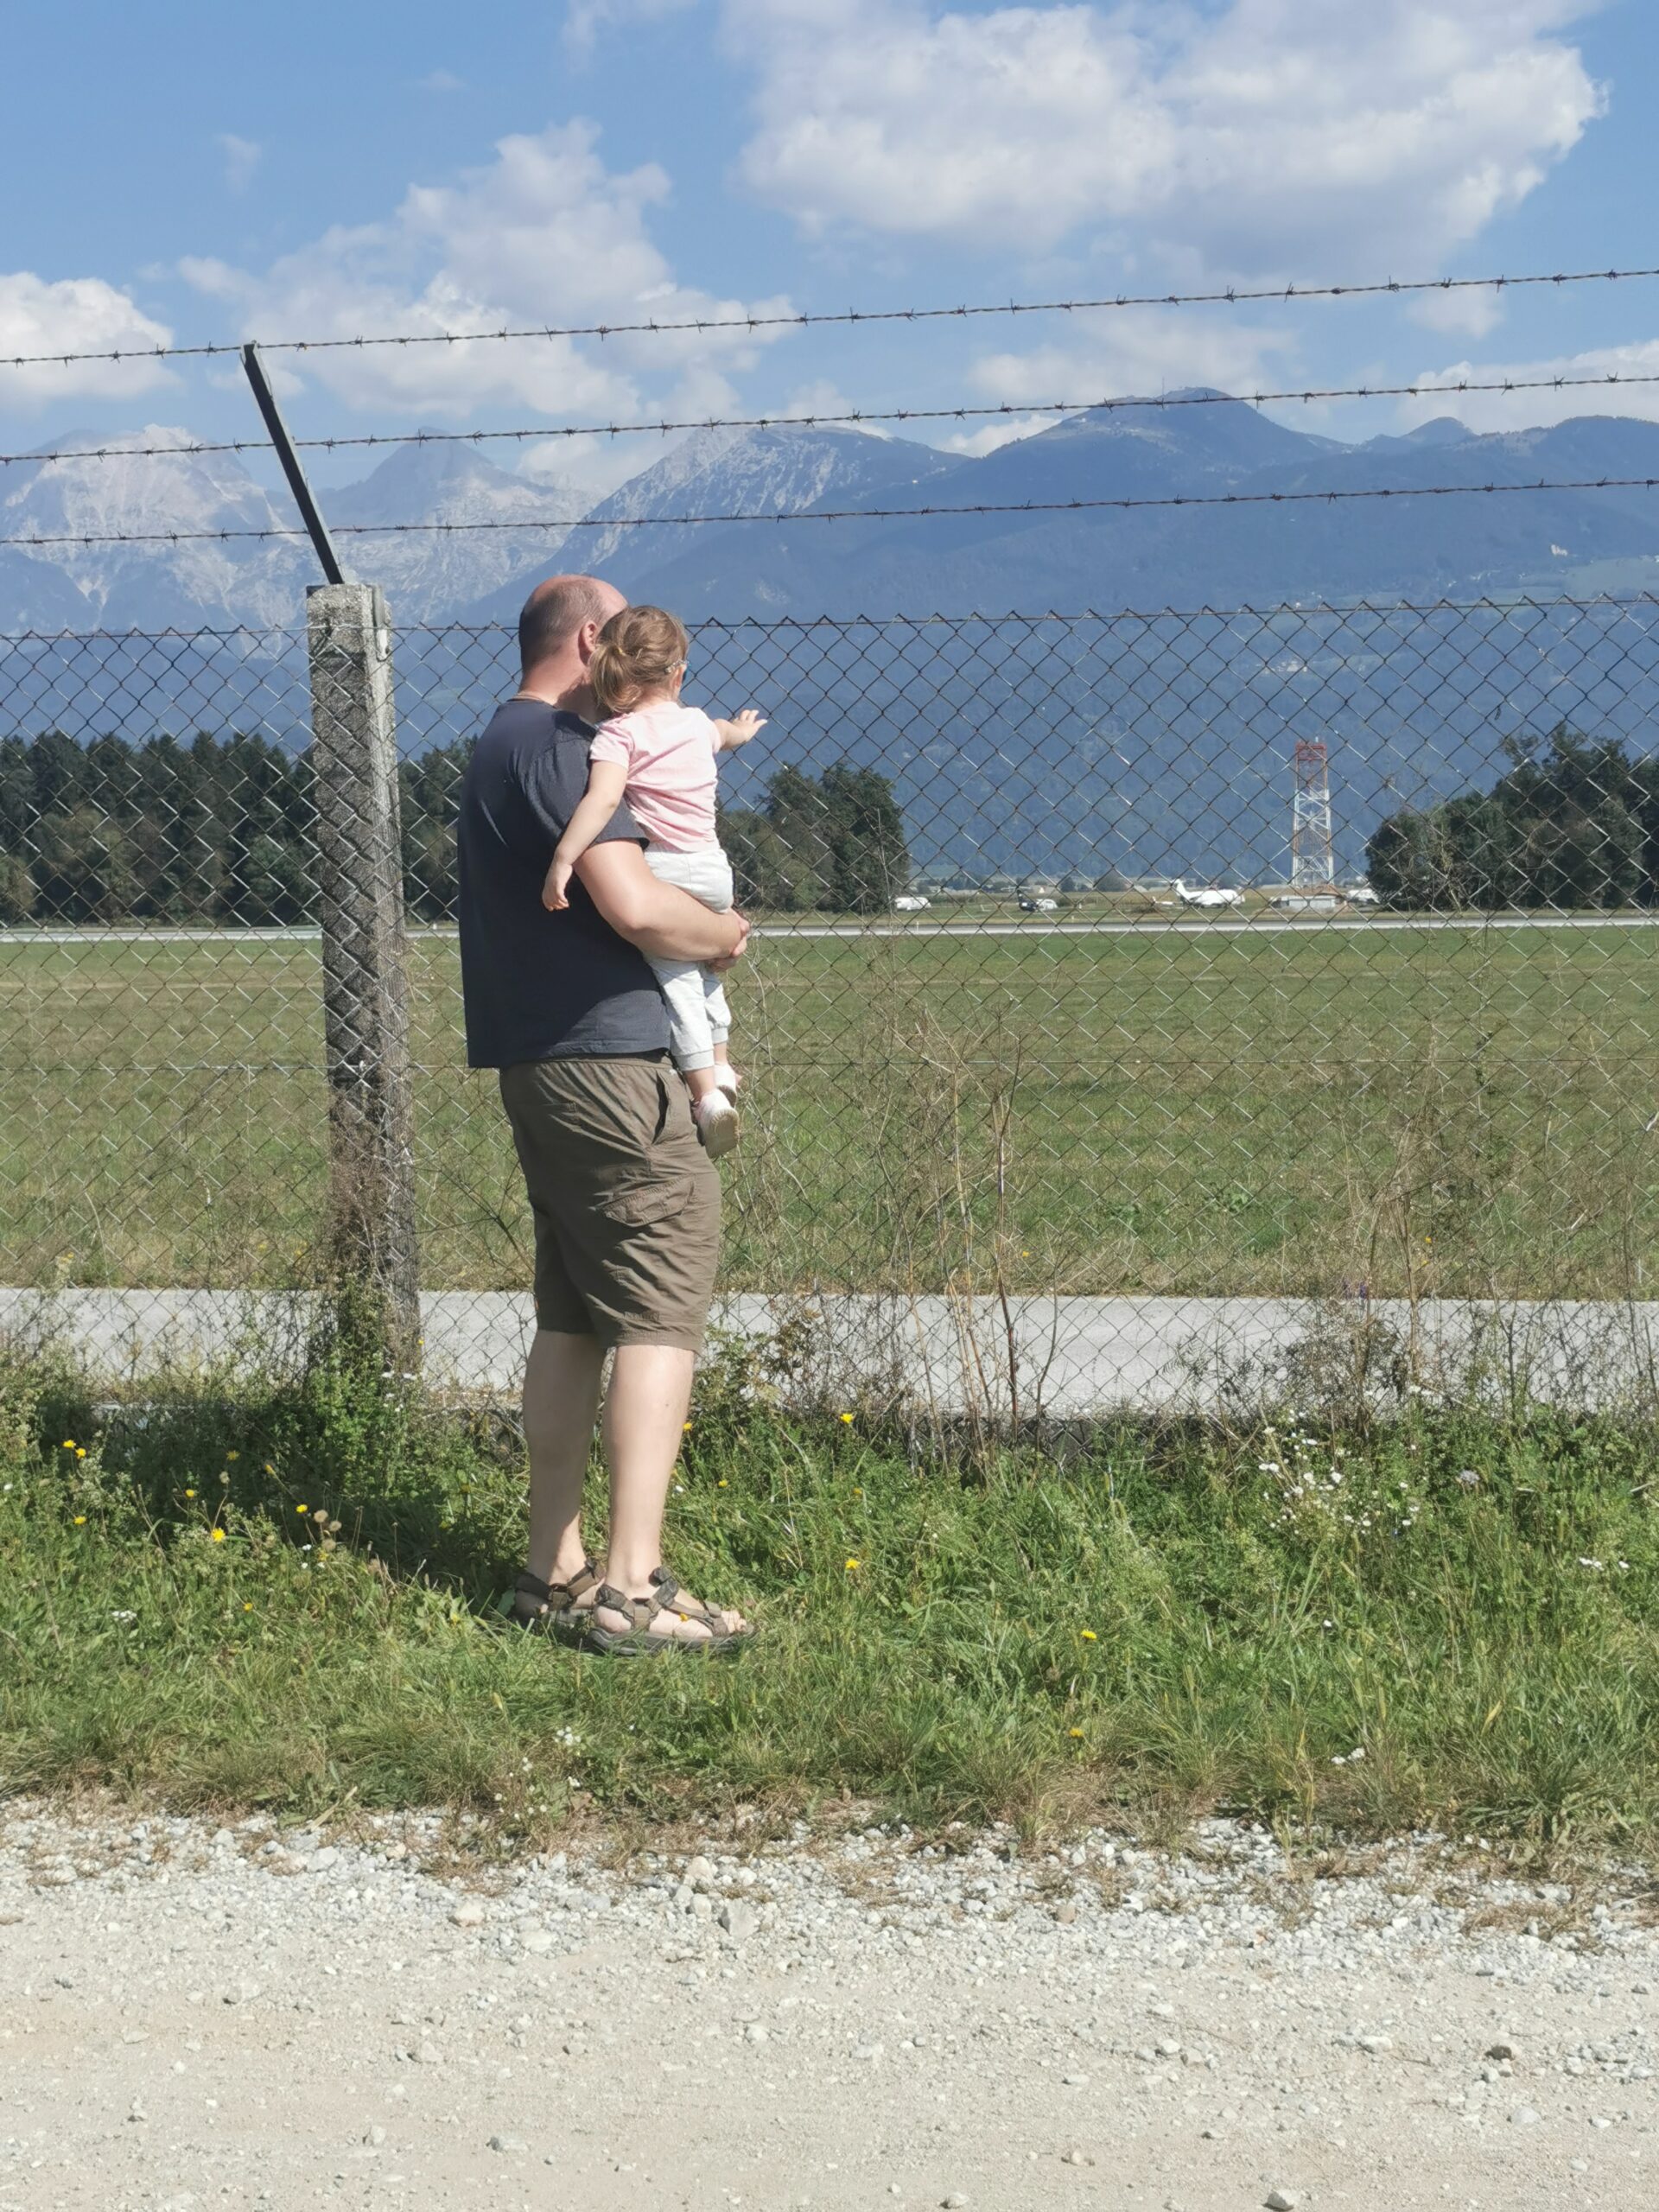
[598,1342,747,1641]
[522,1330,606,1589]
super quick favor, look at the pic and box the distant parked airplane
[1173,879,1244,910]
[892,894,931,912]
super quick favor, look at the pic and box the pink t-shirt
[588,702,720,853]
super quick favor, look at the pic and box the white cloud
[518,429,678,501]
[965,308,1296,408]
[216,134,262,194]
[726,0,1604,274]
[1406,288,1510,340]
[180,120,793,423]
[0,272,174,404]
[1400,337,1659,434]
[940,412,1054,457]
[563,0,698,60]
[778,377,865,424]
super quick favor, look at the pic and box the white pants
[643,843,734,1072]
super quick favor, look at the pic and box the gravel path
[1,1803,1654,2211]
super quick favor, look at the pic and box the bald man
[456,575,753,1652]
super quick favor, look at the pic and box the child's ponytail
[589,604,690,715]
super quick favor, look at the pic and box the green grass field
[4,1353,1657,1844]
[3,919,1656,1299]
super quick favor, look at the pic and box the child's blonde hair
[589,604,689,716]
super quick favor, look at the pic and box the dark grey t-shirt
[456,698,671,1069]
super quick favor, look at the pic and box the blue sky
[3,0,1658,497]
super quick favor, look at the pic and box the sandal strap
[648,1566,728,1631]
[590,1577,736,1643]
[515,1559,599,1615]
[592,1581,664,1633]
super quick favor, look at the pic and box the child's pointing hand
[715,709,767,751]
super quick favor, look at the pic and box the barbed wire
[8,473,1659,550]
[10,367,1659,470]
[3,589,1656,648]
[5,261,1659,370]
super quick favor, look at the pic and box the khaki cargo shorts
[498,1055,721,1351]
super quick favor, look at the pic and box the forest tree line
[0,729,912,923]
[1366,725,1659,911]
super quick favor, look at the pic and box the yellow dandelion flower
[1068,1727,1084,1738]
[264,1463,274,1474]
[242,1601,252,1611]
[227,1452,238,1460]
[683,1421,693,1431]
[296,1504,308,1515]
[61,1439,74,1450]
[1080,1629,1097,1642]
[211,1528,226,1543]
[844,1556,861,1571]
[184,1489,196,1499]
[717,1478,728,1488]
[73,1515,86,1526]
[75,1447,86,1459]
[838,1412,854,1425]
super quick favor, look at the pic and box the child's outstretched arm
[543,757,631,910]
[711,709,767,753]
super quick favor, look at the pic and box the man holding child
[455,573,755,1655]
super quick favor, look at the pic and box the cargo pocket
[602,1174,696,1230]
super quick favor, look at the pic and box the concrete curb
[4,1287,1658,1416]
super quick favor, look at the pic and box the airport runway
[5,913,1659,948]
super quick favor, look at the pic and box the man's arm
[577,841,748,963]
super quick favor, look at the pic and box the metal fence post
[306,581,421,1368]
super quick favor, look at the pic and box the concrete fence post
[306,581,421,1369]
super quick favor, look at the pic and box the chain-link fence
[3,596,1658,1416]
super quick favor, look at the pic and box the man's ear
[575,619,599,666]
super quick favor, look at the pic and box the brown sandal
[511,1559,600,1645]
[582,1567,753,1657]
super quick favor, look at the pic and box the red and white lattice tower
[1290,739,1337,893]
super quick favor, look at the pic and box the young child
[543,603,764,1158]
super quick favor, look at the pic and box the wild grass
[3,1340,1656,1852]
[3,919,1656,1300]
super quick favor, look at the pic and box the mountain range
[7,399,1659,881]
[6,396,1659,633]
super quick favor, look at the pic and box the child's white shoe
[693,1092,741,1159]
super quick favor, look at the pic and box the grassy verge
[2,1340,1656,1852]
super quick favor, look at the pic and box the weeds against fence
[2,1310,1656,1860]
